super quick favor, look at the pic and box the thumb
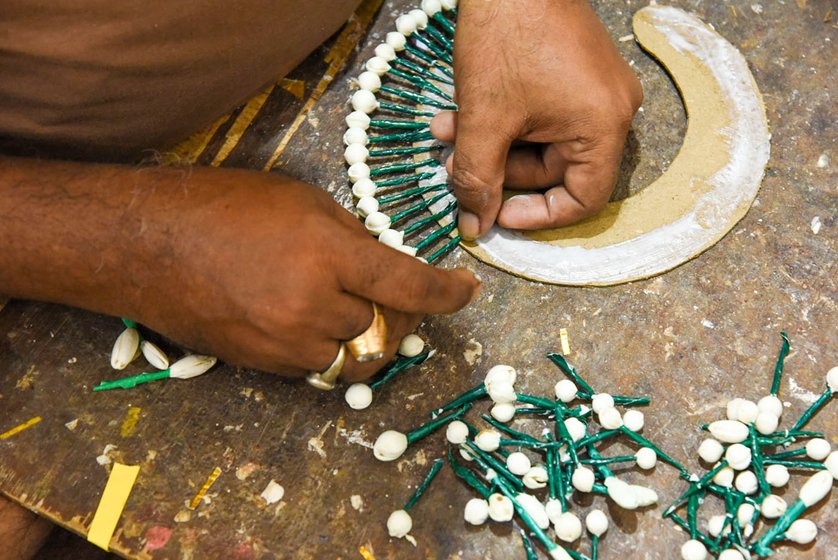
[450,109,513,240]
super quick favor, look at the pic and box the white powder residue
[787,377,819,404]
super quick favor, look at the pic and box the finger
[430,111,457,142]
[341,308,423,382]
[322,292,375,341]
[504,143,570,190]
[336,235,480,315]
[450,109,514,240]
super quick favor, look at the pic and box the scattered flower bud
[345,110,370,130]
[623,409,645,432]
[757,394,783,418]
[351,89,378,113]
[635,447,657,470]
[445,420,468,445]
[827,366,838,392]
[805,438,831,461]
[713,464,735,487]
[506,452,532,476]
[824,451,838,479]
[571,466,595,492]
[726,398,744,420]
[631,484,658,507]
[397,334,425,357]
[707,514,727,537]
[545,499,563,525]
[554,379,578,403]
[604,477,638,510]
[169,355,217,379]
[463,498,489,525]
[725,443,752,470]
[563,417,586,442]
[598,407,623,430]
[759,494,787,519]
[373,430,408,462]
[365,56,391,76]
[408,9,429,29]
[364,211,390,235]
[378,229,405,249]
[718,549,744,560]
[555,512,582,542]
[765,463,790,487]
[799,470,833,507]
[591,393,615,414]
[355,196,379,218]
[490,403,516,423]
[345,144,369,166]
[421,0,442,16]
[707,420,749,443]
[737,503,755,526]
[348,162,371,183]
[344,383,373,410]
[385,31,407,51]
[487,381,516,404]
[516,493,550,529]
[387,509,412,538]
[755,411,779,435]
[373,43,397,61]
[736,399,759,424]
[395,13,418,36]
[475,429,501,452]
[487,493,514,522]
[585,509,609,537]
[484,364,516,387]
[680,539,707,560]
[111,327,140,370]
[734,470,758,495]
[140,340,169,370]
[786,519,818,544]
[523,466,549,490]
[698,438,724,463]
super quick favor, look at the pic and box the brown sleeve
[0,0,361,161]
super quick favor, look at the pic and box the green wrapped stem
[748,426,770,497]
[480,415,540,444]
[368,129,435,144]
[369,118,430,130]
[391,190,450,223]
[547,353,594,394]
[763,459,826,469]
[611,395,651,407]
[790,388,833,431]
[368,144,443,158]
[580,455,636,466]
[462,441,523,490]
[426,236,461,264]
[433,384,487,416]
[414,220,457,251]
[379,85,456,111]
[374,171,437,188]
[378,101,436,118]
[516,393,556,409]
[371,158,439,178]
[771,331,790,395]
[377,182,448,205]
[404,201,457,235]
[520,529,539,560]
[404,458,444,511]
[407,403,471,444]
[432,12,456,36]
[369,351,432,390]
[389,68,452,101]
[754,499,806,556]
[665,461,729,518]
[619,426,687,474]
[94,369,170,391]
[121,318,138,329]
[392,56,454,85]
[447,446,491,498]
[575,430,619,450]
[410,32,453,65]
[670,513,719,554]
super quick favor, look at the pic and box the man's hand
[431,0,643,239]
[0,156,479,380]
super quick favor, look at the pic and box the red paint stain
[234,543,256,560]
[143,526,173,552]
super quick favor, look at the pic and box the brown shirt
[0,0,360,160]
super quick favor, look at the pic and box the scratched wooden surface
[2,1,836,559]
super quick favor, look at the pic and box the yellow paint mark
[120,407,142,438]
[166,113,232,165]
[280,78,306,100]
[560,328,571,356]
[16,364,37,390]
[0,416,41,439]
[358,544,376,560]
[210,83,275,167]
[87,463,140,551]
[188,466,222,510]
[263,0,385,171]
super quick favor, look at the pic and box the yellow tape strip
[87,463,140,551]
[559,328,571,355]
[359,545,376,560]
[0,416,41,439]
[189,466,222,510]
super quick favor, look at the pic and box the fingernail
[458,212,480,240]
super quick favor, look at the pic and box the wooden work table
[1,1,835,558]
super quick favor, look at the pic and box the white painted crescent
[458,5,771,285]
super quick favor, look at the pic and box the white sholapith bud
[718,550,744,560]
[351,89,378,113]
[348,162,371,183]
[345,110,371,130]
[680,539,707,560]
[445,420,468,445]
[725,443,752,470]
[378,229,405,249]
[545,499,563,525]
[475,429,501,452]
[374,43,397,62]
[755,411,779,435]
[623,409,645,432]
[707,515,727,538]
[441,0,458,10]
[344,383,373,410]
[635,447,657,470]
[824,451,838,479]
[140,340,169,370]
[463,498,489,525]
[487,381,516,404]
[385,32,407,51]
[698,439,724,463]
[585,509,608,537]
[734,471,758,495]
[421,0,442,16]
[799,470,833,506]
[554,379,578,402]
[408,9,429,29]
[555,512,582,542]
[344,144,369,166]
[487,493,513,522]
[571,466,595,492]
[343,126,368,146]
[364,212,390,235]
[516,493,549,529]
[396,245,416,257]
[757,394,783,418]
[632,484,658,507]
[365,56,391,75]
[805,438,831,461]
[707,420,749,443]
[355,196,379,218]
[735,399,759,424]
[373,430,408,461]
[395,14,418,36]
[491,403,516,423]
[759,494,787,519]
[598,407,623,430]
[563,417,586,442]
[387,509,412,538]
[111,327,140,370]
[827,366,838,392]
[169,355,217,379]
[398,334,425,357]
[604,477,638,510]
[713,464,735,487]
[357,71,381,92]
[765,463,790,487]
[506,452,531,476]
[726,398,742,420]
[484,364,516,387]
[591,393,614,414]
[786,519,818,544]
[523,466,549,489]
[737,503,755,526]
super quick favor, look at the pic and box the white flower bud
[737,503,755,526]
[632,484,658,507]
[487,380,516,404]
[351,89,378,113]
[555,512,582,542]
[824,451,838,479]
[397,334,424,357]
[799,470,833,507]
[169,355,217,379]
[725,443,752,470]
[378,229,404,249]
[698,439,725,463]
[623,409,645,432]
[523,466,549,489]
[516,493,549,529]
[374,43,397,62]
[364,211,390,235]
[487,493,513,522]
[475,429,501,452]
[680,539,707,560]
[506,452,532,476]
[726,398,744,420]
[343,126,368,146]
[755,411,779,435]
[111,327,140,370]
[344,144,369,166]
[395,14,418,35]
[708,420,749,443]
[786,519,818,544]
[563,417,586,442]
[344,383,373,410]
[554,379,578,402]
[421,0,442,16]
[707,514,727,537]
[348,162,371,183]
[396,244,417,257]
[718,549,744,560]
[385,32,407,51]
[591,393,614,413]
[635,447,657,470]
[757,394,783,418]
[585,509,608,537]
[598,407,623,430]
[373,430,408,461]
[440,0,458,10]
[805,438,831,460]
[765,463,790,487]
[759,494,787,519]
[140,340,169,370]
[545,498,563,525]
[571,466,595,492]
[408,9,429,29]
[357,71,381,92]
[491,403,516,423]
[713,464,735,487]
[736,399,759,424]
[445,420,468,444]
[485,364,516,387]
[365,56,391,75]
[827,366,838,392]
[355,196,379,218]
[604,477,638,510]
[387,509,412,537]
[463,498,489,525]
[734,470,758,495]
[345,110,371,130]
